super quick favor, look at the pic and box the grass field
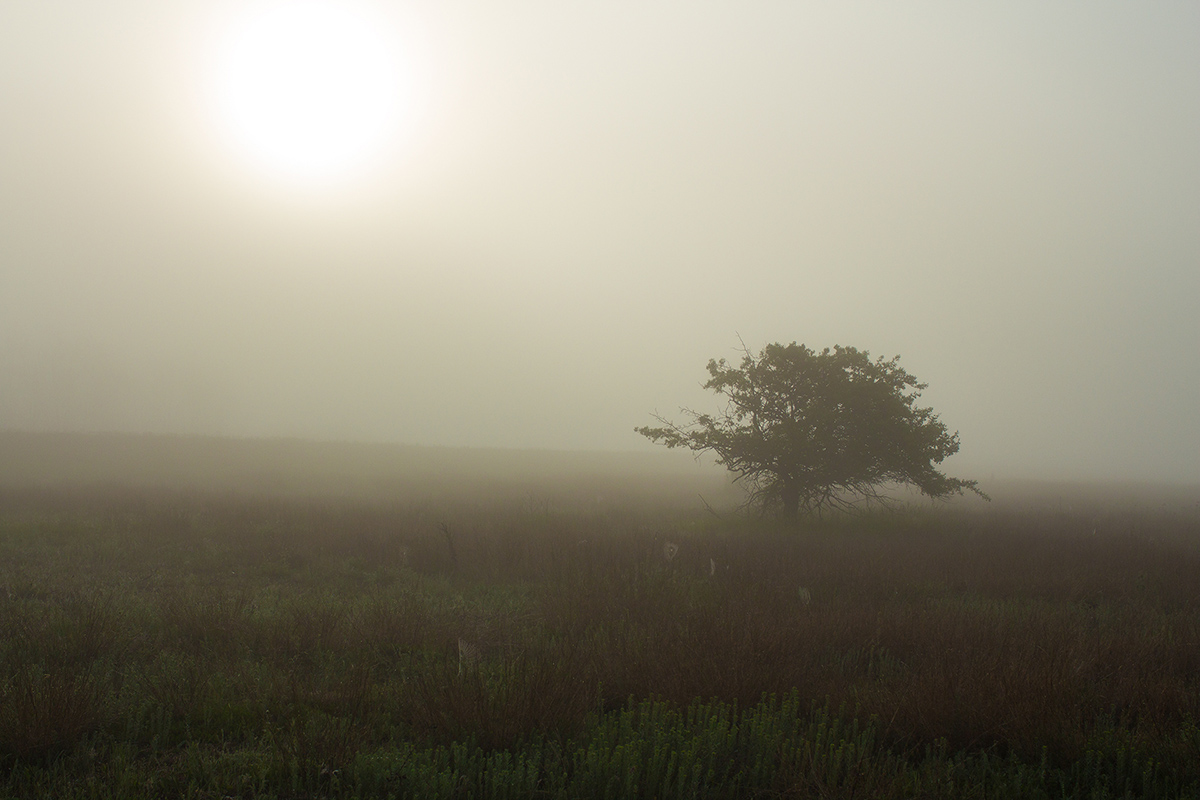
[1,434,1199,798]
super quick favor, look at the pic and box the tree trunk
[780,482,800,519]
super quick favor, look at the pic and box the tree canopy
[636,342,985,517]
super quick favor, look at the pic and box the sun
[208,1,406,185]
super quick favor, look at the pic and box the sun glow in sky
[0,1,1197,482]
[207,1,408,185]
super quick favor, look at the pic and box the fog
[2,1,1197,484]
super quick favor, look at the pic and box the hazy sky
[1,1,1197,483]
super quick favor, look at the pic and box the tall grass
[0,485,1198,796]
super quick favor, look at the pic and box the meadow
[1,434,1199,798]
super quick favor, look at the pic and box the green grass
[0,485,1198,797]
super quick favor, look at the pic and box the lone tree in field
[636,342,985,518]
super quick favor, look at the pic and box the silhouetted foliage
[637,342,986,517]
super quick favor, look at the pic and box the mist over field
[1,1,1198,485]
[0,430,740,511]
[5,9,1200,792]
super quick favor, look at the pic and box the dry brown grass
[0,484,1197,779]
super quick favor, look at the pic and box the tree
[636,342,986,518]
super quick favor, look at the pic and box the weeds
[0,485,1198,796]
